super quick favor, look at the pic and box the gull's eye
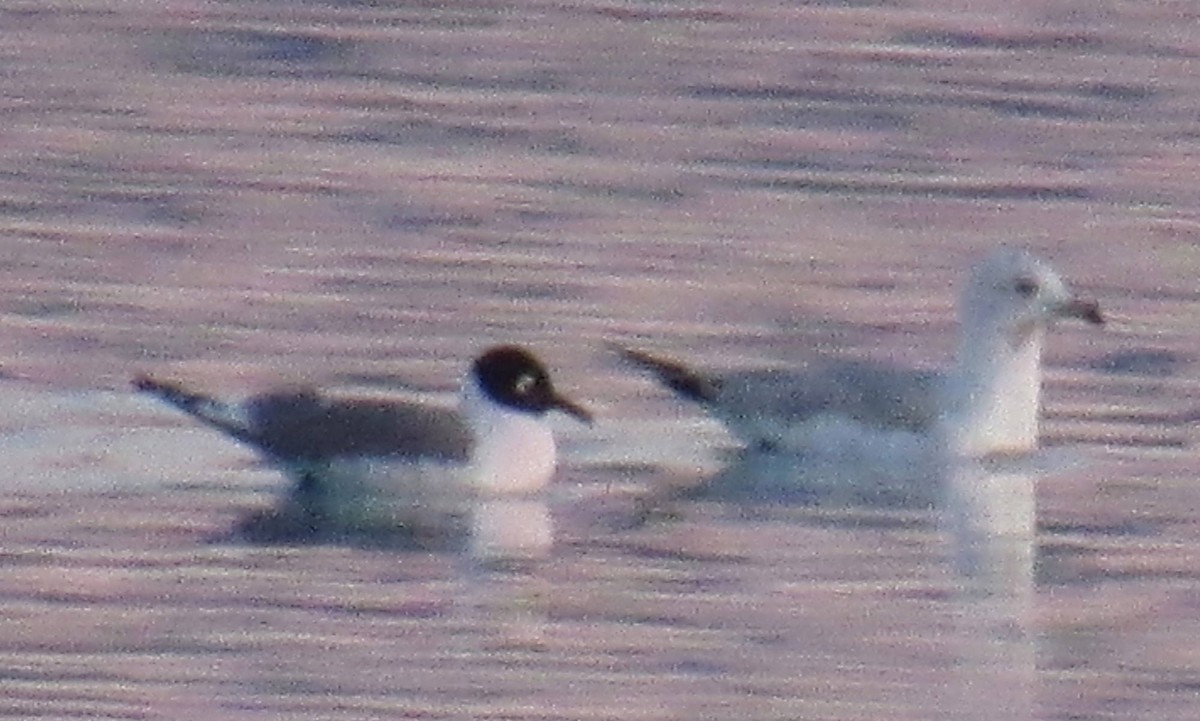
[1013,277,1039,297]
[513,373,537,395]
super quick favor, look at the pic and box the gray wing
[714,359,943,433]
[617,346,943,447]
[134,376,473,463]
[247,391,473,463]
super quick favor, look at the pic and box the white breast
[459,374,559,496]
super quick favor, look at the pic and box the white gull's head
[947,248,1103,457]
[960,247,1103,348]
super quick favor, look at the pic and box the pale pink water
[1,1,1199,718]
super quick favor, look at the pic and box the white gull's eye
[1013,277,1038,297]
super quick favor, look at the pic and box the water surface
[2,1,1200,718]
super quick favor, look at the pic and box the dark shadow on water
[152,28,357,78]
[732,176,1092,201]
[218,501,470,553]
[1088,347,1188,377]
[891,29,1102,52]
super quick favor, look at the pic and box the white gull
[617,249,1103,501]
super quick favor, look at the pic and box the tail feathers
[614,346,720,404]
[132,374,258,446]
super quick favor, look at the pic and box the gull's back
[706,359,943,450]
[244,390,472,464]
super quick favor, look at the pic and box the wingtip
[131,373,193,399]
[610,344,719,404]
[608,342,671,370]
[603,340,640,361]
[131,372,161,393]
[612,344,675,370]
[132,374,261,446]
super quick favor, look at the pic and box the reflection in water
[685,449,1052,721]
[943,458,1037,721]
[454,552,552,658]
[694,447,939,509]
[943,457,1036,583]
[234,481,556,563]
[470,498,554,565]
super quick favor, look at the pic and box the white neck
[458,375,558,496]
[941,320,1044,457]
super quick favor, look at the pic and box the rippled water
[2,1,1200,718]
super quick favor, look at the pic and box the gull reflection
[942,455,1039,721]
[454,527,553,657]
[469,497,554,566]
[233,484,556,563]
[676,445,1076,721]
[691,447,940,510]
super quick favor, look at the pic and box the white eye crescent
[514,374,536,395]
